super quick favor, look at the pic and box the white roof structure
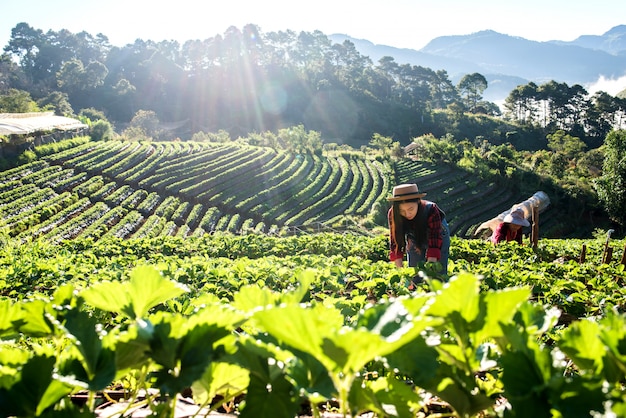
[0,112,87,135]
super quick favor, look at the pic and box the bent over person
[491,208,529,244]
[387,183,450,280]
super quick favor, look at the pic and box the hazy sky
[2,0,625,51]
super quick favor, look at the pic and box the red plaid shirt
[388,200,444,261]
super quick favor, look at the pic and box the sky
[2,0,626,92]
[2,0,625,50]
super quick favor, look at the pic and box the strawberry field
[0,137,536,242]
[1,233,625,417]
[1,137,624,416]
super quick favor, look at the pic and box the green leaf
[36,378,76,415]
[238,363,299,418]
[282,349,336,402]
[148,312,232,396]
[60,309,116,390]
[426,272,481,323]
[386,335,494,417]
[109,327,151,373]
[351,374,423,418]
[500,351,553,418]
[559,318,605,374]
[191,362,249,406]
[254,302,431,377]
[0,298,22,338]
[81,265,188,319]
[17,299,53,337]
[79,280,132,317]
[499,322,556,418]
[552,378,607,418]
[474,286,531,343]
[232,285,281,312]
[280,269,315,305]
[598,311,626,383]
[0,355,73,417]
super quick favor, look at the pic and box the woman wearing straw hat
[490,208,530,244]
[388,183,450,282]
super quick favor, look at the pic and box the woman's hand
[427,257,438,263]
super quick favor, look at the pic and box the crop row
[0,139,540,243]
[1,141,393,241]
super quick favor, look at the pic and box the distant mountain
[330,25,626,103]
[554,25,626,55]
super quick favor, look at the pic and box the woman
[491,208,529,244]
[387,183,450,278]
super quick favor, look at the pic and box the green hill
[0,138,551,242]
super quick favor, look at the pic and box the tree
[90,119,114,141]
[504,82,539,124]
[586,91,620,144]
[546,130,586,160]
[457,73,487,112]
[38,91,74,116]
[0,88,40,112]
[0,53,26,93]
[430,70,459,109]
[123,109,161,140]
[369,133,394,157]
[594,130,626,226]
[3,23,45,84]
[79,107,108,123]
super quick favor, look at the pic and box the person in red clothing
[387,183,450,280]
[490,208,530,244]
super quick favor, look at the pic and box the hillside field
[0,138,541,242]
[0,136,624,416]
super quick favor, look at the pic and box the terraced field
[0,139,538,241]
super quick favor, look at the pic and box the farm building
[0,112,87,158]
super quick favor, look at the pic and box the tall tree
[457,72,487,112]
[504,82,539,124]
[3,23,46,89]
[594,130,626,226]
[586,91,621,144]
[430,70,459,110]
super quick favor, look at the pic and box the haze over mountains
[330,25,626,103]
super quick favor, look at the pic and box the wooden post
[531,205,539,247]
[579,244,586,263]
[602,229,615,264]
[621,243,626,267]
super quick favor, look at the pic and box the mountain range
[330,25,626,103]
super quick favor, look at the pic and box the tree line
[2,22,625,150]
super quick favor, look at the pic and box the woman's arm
[425,203,443,260]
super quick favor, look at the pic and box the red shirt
[491,222,523,244]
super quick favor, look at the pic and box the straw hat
[388,183,427,201]
[503,208,530,227]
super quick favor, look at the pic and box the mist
[585,74,626,96]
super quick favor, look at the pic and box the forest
[1,22,626,234]
[1,22,626,146]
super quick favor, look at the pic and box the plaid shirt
[388,200,444,261]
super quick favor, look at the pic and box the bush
[16,150,37,165]
[90,120,115,141]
